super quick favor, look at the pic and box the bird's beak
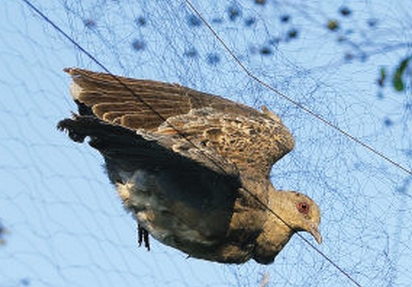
[308,224,322,244]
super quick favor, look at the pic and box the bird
[57,68,322,264]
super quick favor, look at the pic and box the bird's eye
[297,202,309,214]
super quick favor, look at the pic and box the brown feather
[64,67,294,178]
[58,68,321,265]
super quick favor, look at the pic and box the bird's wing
[64,68,294,178]
[57,115,241,236]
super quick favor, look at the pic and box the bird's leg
[143,226,150,251]
[137,223,143,247]
[137,222,150,251]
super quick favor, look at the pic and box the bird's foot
[137,223,150,251]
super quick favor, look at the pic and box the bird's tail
[57,115,137,146]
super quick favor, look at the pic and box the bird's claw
[138,223,150,251]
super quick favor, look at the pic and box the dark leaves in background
[259,46,273,56]
[367,18,378,28]
[268,37,280,46]
[0,220,6,245]
[212,18,224,24]
[244,16,256,27]
[132,39,146,51]
[383,117,394,127]
[339,7,352,17]
[327,20,339,31]
[206,53,220,65]
[280,15,290,23]
[227,5,241,21]
[83,18,96,28]
[135,16,147,27]
[287,28,298,40]
[254,0,266,5]
[187,14,202,27]
[128,2,411,96]
[20,278,30,286]
[377,67,387,88]
[344,53,354,62]
[184,47,198,58]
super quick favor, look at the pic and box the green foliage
[327,20,339,31]
[377,67,386,87]
[392,56,411,92]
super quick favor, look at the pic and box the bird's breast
[116,169,241,253]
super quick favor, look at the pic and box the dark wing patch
[57,115,238,178]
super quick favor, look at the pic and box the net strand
[184,0,412,177]
[21,0,230,177]
[21,0,376,286]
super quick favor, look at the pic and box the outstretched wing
[64,68,294,179]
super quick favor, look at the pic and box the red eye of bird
[298,202,309,214]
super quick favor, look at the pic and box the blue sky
[1,0,411,286]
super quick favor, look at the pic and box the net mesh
[1,0,411,286]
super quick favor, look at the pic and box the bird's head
[279,191,322,244]
[253,190,322,264]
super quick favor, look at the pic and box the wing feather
[64,68,294,178]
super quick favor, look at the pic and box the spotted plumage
[58,68,321,264]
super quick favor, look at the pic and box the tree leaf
[392,56,411,92]
[377,67,386,87]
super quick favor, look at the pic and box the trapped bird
[58,68,322,264]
